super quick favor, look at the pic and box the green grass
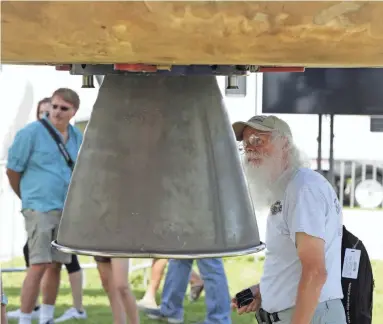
[2,256,383,323]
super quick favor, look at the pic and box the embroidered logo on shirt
[270,201,282,215]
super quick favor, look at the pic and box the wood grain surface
[2,1,383,66]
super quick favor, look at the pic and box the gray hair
[270,129,310,170]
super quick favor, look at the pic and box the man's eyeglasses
[52,104,70,112]
[243,134,267,148]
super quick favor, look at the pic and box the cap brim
[232,121,273,141]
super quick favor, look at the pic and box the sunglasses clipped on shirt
[52,104,71,112]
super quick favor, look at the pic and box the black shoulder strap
[39,119,74,171]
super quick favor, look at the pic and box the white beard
[241,137,308,216]
[242,152,285,213]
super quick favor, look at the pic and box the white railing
[331,160,383,209]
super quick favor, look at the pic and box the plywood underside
[2,1,383,67]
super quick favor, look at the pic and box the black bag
[341,225,374,324]
[39,119,74,171]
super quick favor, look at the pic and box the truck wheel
[354,174,383,209]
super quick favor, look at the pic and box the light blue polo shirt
[7,117,83,212]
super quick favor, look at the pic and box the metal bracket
[225,75,247,97]
[55,64,304,88]
[67,64,252,76]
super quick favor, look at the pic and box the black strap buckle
[256,308,280,323]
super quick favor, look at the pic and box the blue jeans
[160,258,231,324]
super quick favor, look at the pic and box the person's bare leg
[1,303,8,324]
[140,259,167,305]
[1,279,8,324]
[189,269,204,286]
[18,264,48,324]
[52,265,87,323]
[188,269,205,302]
[111,258,140,324]
[41,263,61,305]
[39,263,61,324]
[68,270,84,311]
[97,261,126,324]
[20,264,48,313]
[23,242,41,309]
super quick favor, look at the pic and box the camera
[235,288,254,308]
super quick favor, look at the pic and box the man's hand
[6,169,21,199]
[231,284,261,315]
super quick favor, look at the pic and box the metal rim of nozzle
[51,240,266,259]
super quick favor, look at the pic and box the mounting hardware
[81,75,95,88]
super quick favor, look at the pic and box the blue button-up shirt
[7,117,83,212]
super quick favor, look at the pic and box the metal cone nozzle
[53,74,265,259]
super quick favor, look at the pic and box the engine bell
[54,74,265,258]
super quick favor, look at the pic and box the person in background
[231,115,346,324]
[6,88,84,324]
[1,275,8,324]
[95,257,140,324]
[7,97,87,323]
[36,97,51,120]
[137,259,204,309]
[143,258,231,324]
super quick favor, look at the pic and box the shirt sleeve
[6,128,34,173]
[78,131,84,146]
[72,127,83,146]
[76,130,83,152]
[285,185,327,245]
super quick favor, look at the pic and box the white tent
[0,65,99,262]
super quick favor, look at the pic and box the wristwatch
[1,293,8,306]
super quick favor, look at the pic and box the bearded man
[231,115,346,324]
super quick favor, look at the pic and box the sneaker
[7,307,40,320]
[43,320,54,324]
[136,298,158,310]
[145,308,183,324]
[54,307,87,323]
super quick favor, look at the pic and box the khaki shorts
[22,209,71,265]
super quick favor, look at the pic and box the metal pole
[350,161,356,208]
[317,114,322,172]
[329,114,335,187]
[339,161,345,206]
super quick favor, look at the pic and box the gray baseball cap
[232,115,292,141]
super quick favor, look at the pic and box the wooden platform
[2,1,383,67]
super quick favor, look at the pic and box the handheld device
[235,288,254,308]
